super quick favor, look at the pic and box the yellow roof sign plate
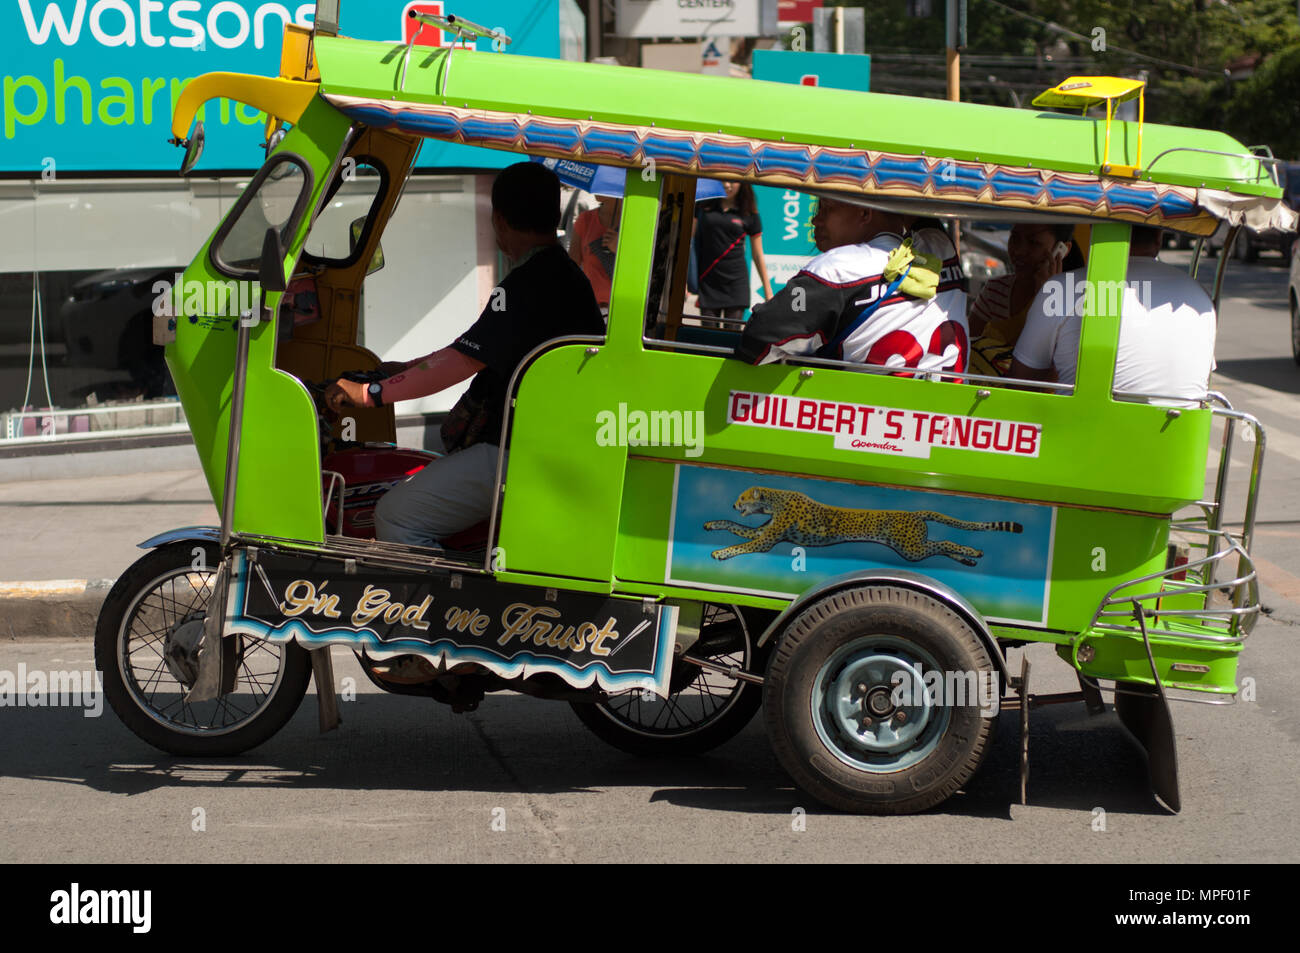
[1032,76,1144,110]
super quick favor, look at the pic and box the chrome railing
[1084,398,1265,648]
[1087,526,1259,645]
[1144,146,1282,187]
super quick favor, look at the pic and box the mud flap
[1115,600,1181,814]
[1017,656,1030,805]
[1114,683,1181,814]
[310,648,342,733]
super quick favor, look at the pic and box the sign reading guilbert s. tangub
[227,550,677,695]
[2,0,567,174]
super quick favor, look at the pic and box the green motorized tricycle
[95,9,1288,814]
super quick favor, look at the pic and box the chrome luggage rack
[1144,144,1283,187]
[1078,395,1265,703]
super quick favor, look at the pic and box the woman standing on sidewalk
[568,195,620,312]
[694,181,773,321]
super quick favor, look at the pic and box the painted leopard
[703,486,1023,566]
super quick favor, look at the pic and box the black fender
[137,526,221,550]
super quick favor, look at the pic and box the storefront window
[0,179,216,444]
[0,172,488,443]
[0,268,183,440]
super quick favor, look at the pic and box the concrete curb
[0,580,115,641]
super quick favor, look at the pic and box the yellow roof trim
[280,23,320,83]
[171,73,318,141]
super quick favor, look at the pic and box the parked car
[58,266,179,398]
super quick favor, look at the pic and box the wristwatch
[367,381,384,407]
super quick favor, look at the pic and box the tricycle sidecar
[95,11,1288,815]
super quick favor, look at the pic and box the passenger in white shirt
[736,199,967,373]
[1010,225,1216,405]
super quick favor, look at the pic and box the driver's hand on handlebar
[325,377,370,412]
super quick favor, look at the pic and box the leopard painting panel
[667,466,1054,625]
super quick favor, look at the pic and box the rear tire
[94,543,312,756]
[572,604,765,756]
[764,586,998,814]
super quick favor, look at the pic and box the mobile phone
[1052,241,1069,261]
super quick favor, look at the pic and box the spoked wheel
[94,542,312,756]
[571,604,766,755]
[764,586,999,814]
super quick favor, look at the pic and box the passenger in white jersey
[735,197,968,374]
[1010,225,1216,405]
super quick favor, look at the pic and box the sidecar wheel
[764,586,998,814]
[94,542,312,757]
[571,604,764,756]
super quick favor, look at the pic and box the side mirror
[263,126,286,158]
[180,122,205,175]
[259,227,287,294]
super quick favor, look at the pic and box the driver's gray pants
[373,442,502,549]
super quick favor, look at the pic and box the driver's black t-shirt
[449,243,605,444]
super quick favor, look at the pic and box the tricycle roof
[288,33,1291,237]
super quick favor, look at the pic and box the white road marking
[1253,554,1300,601]
[1212,378,1300,464]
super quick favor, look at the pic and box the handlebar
[305,364,403,456]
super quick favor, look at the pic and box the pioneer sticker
[726,390,1041,459]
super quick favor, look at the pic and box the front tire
[764,586,998,814]
[94,542,312,756]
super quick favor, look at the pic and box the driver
[326,162,604,548]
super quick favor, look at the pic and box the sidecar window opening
[211,152,315,279]
[301,156,389,268]
[641,176,712,345]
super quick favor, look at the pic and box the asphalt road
[1,249,1298,863]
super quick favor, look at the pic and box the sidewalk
[0,469,217,639]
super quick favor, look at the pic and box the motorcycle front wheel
[94,542,312,756]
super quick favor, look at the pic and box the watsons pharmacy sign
[17,1,315,48]
[2,1,567,174]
